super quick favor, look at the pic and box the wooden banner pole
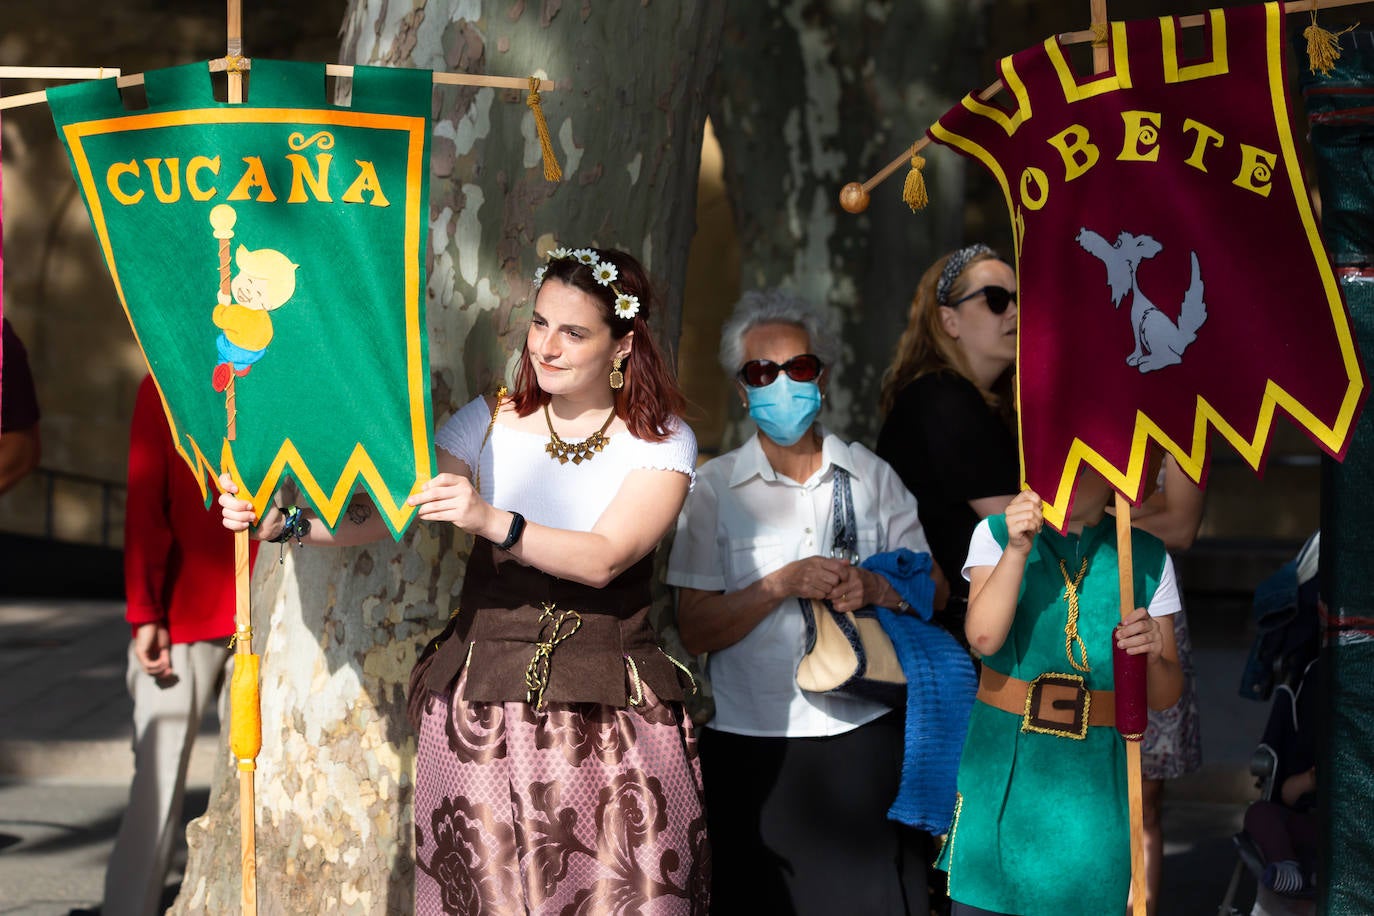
[0,67,122,112]
[1091,0,1112,73]
[839,0,1373,211]
[1116,494,1148,916]
[221,3,258,915]
[1089,0,1144,909]
[1077,2,1150,909]
[233,528,255,916]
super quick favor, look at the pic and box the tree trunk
[707,0,985,445]
[170,4,725,913]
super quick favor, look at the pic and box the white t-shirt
[962,518,1181,618]
[434,397,696,530]
[666,431,932,738]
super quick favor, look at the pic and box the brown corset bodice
[409,539,688,723]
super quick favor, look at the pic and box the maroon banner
[930,2,1365,530]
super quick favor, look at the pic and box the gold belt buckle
[1022,672,1090,740]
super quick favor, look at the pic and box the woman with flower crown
[219,246,708,914]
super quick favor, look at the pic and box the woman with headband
[877,244,1020,648]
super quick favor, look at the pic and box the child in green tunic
[938,473,1184,916]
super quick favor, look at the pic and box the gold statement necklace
[1059,557,1092,672]
[543,403,616,465]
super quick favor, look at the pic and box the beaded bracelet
[266,505,312,562]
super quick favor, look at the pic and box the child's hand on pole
[1005,490,1043,554]
[1115,607,1164,664]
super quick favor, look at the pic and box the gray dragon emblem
[1077,228,1207,374]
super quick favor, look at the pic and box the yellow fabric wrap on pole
[230,652,262,771]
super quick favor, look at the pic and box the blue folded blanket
[861,549,977,834]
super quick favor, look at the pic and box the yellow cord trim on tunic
[626,650,697,706]
[625,655,644,707]
[524,602,582,710]
[1059,557,1091,672]
[944,792,964,896]
[658,648,699,695]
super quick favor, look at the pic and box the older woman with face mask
[667,289,945,916]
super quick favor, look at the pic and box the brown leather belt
[977,666,1115,740]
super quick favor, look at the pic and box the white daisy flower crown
[532,247,641,321]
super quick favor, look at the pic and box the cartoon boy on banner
[211,205,299,393]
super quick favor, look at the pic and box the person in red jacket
[101,375,258,916]
[1,318,42,493]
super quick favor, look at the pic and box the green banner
[49,60,434,538]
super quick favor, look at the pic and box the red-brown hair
[509,248,686,442]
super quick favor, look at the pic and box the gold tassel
[526,76,562,183]
[229,652,262,771]
[1305,1,1358,76]
[902,152,929,212]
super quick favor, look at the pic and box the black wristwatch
[497,511,526,550]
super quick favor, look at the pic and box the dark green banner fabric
[1299,30,1374,915]
[48,61,434,538]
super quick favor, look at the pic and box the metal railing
[35,467,125,548]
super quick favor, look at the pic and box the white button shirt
[666,431,932,737]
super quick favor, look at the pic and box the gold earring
[610,356,625,389]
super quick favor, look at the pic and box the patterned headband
[936,243,997,306]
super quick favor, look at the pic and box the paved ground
[0,600,217,915]
[0,596,1277,915]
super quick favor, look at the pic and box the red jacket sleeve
[124,377,174,629]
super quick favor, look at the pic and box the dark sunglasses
[949,285,1017,315]
[737,353,825,388]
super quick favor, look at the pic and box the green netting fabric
[1298,28,1374,914]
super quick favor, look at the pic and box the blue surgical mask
[747,375,822,446]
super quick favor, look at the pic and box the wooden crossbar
[0,58,554,112]
[845,0,1370,205]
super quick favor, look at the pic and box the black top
[875,371,1018,601]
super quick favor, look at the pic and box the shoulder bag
[795,466,906,707]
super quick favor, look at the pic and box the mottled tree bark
[708,1,985,444]
[171,3,724,913]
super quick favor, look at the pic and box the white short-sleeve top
[962,518,1182,618]
[665,430,932,738]
[434,396,697,531]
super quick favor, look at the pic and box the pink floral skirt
[414,668,710,915]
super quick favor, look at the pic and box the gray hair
[718,289,841,376]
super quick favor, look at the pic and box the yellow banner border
[63,106,431,534]
[930,3,1365,532]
